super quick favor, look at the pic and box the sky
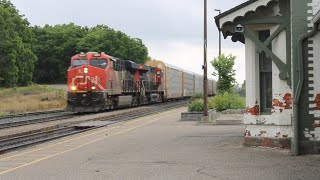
[11,0,246,84]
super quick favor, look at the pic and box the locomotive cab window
[71,59,88,68]
[90,59,108,69]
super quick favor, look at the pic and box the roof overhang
[214,0,279,43]
[215,0,276,29]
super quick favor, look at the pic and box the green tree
[211,54,236,94]
[32,23,87,83]
[77,25,148,64]
[0,0,37,87]
[240,80,246,97]
[32,24,149,84]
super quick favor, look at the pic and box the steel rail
[0,112,74,129]
[0,110,67,120]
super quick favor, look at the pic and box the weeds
[188,99,204,112]
[187,92,245,112]
[210,92,245,111]
[0,85,67,115]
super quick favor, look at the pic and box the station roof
[214,0,277,43]
[214,0,258,30]
[214,0,276,30]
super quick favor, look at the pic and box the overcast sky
[11,0,246,84]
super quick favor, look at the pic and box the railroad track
[0,127,80,152]
[0,100,187,130]
[0,110,67,120]
[0,100,186,153]
[0,111,75,129]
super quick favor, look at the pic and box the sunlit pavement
[0,107,319,180]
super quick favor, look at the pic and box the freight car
[67,52,216,112]
[145,61,216,99]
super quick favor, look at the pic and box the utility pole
[203,0,208,118]
[214,9,221,56]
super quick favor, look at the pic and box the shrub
[188,93,203,103]
[209,92,245,111]
[188,99,204,112]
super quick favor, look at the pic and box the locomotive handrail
[141,80,146,96]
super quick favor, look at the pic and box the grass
[0,85,67,115]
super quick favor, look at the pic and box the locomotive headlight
[71,86,77,91]
[91,86,96,90]
[84,67,88,74]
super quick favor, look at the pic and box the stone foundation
[244,137,291,149]
[216,114,243,125]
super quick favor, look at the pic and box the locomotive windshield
[90,59,108,69]
[71,59,88,68]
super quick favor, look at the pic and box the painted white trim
[312,7,320,23]
[219,0,275,28]
[310,110,320,114]
[245,34,259,108]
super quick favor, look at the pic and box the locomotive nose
[71,66,96,91]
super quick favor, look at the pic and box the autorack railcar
[145,60,216,98]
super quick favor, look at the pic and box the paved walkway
[0,107,319,180]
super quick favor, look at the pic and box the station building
[215,0,320,154]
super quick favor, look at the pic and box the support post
[203,0,208,118]
[215,9,222,56]
[243,29,289,83]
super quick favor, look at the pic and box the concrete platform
[0,107,319,180]
[215,114,243,125]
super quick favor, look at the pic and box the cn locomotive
[67,52,216,112]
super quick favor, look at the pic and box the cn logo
[72,76,100,85]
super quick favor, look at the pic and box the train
[67,52,216,112]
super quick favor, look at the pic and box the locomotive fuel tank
[117,96,133,107]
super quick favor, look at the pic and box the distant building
[215,0,320,154]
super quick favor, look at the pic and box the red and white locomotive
[67,52,216,112]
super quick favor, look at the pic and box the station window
[259,30,272,114]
